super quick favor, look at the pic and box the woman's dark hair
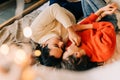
[61,55,99,71]
[116,28,120,34]
[34,44,62,67]
[34,44,100,70]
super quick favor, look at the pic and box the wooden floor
[0,0,38,24]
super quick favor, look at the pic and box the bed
[0,0,120,80]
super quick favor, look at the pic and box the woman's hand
[100,3,118,17]
[67,27,81,46]
[95,3,118,21]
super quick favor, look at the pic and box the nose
[59,41,64,48]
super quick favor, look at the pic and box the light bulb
[23,27,32,38]
[14,49,27,64]
[34,50,41,57]
[0,44,9,55]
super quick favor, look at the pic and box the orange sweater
[67,13,116,62]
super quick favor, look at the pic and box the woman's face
[45,37,64,58]
[63,44,85,60]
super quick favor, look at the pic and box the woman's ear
[74,52,81,58]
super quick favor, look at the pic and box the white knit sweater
[30,3,76,44]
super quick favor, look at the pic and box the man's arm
[67,27,81,46]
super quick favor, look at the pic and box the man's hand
[67,27,81,46]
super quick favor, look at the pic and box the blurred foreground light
[14,49,27,64]
[34,50,41,57]
[23,27,32,38]
[22,67,36,80]
[0,44,9,55]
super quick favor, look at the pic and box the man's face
[45,37,64,58]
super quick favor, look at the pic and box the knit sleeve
[50,3,76,28]
[31,3,75,30]
[90,22,116,62]
[78,13,98,24]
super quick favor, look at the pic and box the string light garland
[23,27,32,38]
[0,44,9,55]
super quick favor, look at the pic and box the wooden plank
[0,0,47,28]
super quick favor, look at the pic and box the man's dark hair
[61,55,99,71]
[34,44,62,67]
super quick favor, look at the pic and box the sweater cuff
[92,22,99,29]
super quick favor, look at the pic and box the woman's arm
[72,3,118,31]
[72,13,98,31]
[72,24,93,31]
[95,3,118,21]
[79,3,118,24]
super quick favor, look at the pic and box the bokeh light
[0,44,9,55]
[23,27,32,38]
[14,49,27,64]
[34,50,41,57]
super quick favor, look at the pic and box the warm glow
[23,27,32,38]
[21,68,35,80]
[34,50,41,57]
[14,49,27,64]
[0,44,9,55]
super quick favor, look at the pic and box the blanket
[0,1,120,80]
[0,9,41,46]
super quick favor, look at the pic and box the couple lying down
[31,0,118,71]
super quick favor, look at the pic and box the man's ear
[41,43,47,47]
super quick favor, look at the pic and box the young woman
[62,3,118,71]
